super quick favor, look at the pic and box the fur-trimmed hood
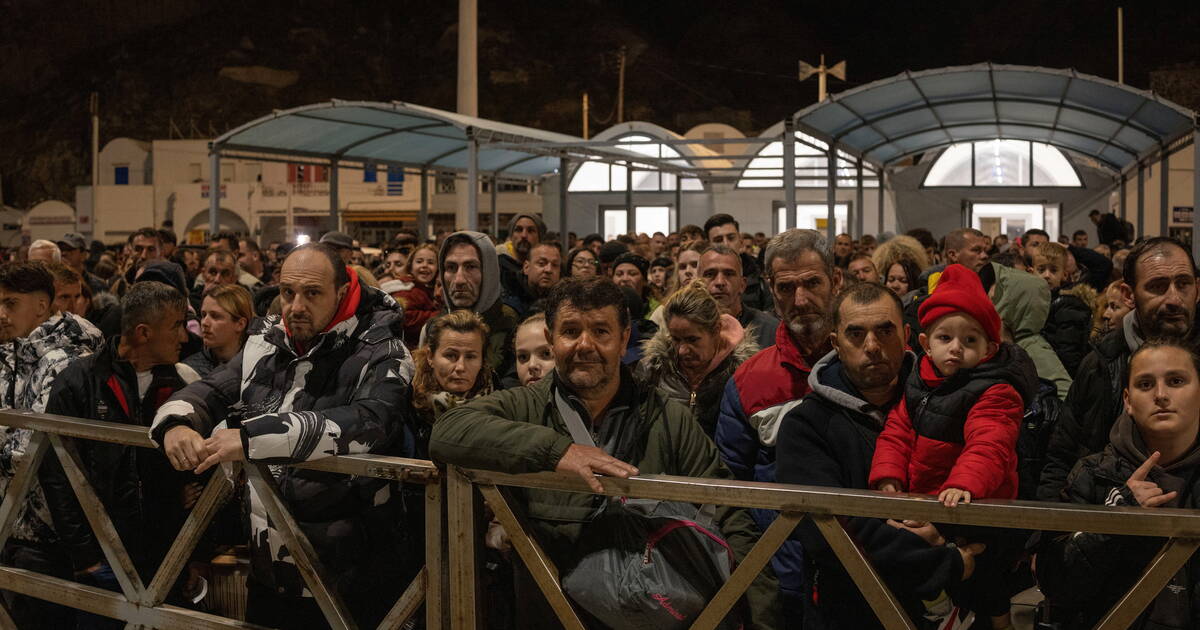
[638,315,760,379]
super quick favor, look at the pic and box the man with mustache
[430,277,779,629]
[498,213,545,303]
[715,228,841,619]
[1039,236,1200,500]
[151,243,417,628]
[438,231,519,376]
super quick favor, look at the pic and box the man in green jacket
[431,277,779,629]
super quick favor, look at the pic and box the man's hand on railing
[554,444,639,493]
[194,428,246,473]
[164,425,209,471]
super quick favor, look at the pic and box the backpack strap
[554,386,596,448]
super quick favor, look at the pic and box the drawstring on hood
[439,231,502,313]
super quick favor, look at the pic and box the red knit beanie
[918,263,1002,343]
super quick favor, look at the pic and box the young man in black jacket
[38,281,199,616]
[777,282,983,629]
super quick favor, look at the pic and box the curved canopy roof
[213,100,647,179]
[792,63,1196,172]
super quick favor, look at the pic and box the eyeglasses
[572,258,597,268]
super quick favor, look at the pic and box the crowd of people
[0,206,1193,629]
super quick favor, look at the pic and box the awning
[793,63,1197,172]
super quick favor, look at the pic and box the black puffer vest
[904,343,1039,444]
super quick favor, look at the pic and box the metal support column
[330,159,340,232]
[1120,174,1127,221]
[466,135,479,232]
[783,119,797,230]
[419,168,429,241]
[855,158,864,239]
[208,148,220,237]
[559,156,570,259]
[825,149,837,243]
[877,168,885,235]
[490,174,499,239]
[674,173,682,233]
[1160,150,1170,238]
[625,163,634,235]
[1193,130,1200,263]
[1137,162,1145,242]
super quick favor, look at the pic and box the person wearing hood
[151,243,418,628]
[777,281,978,630]
[498,213,545,299]
[438,231,520,377]
[984,260,1073,400]
[0,263,104,628]
[636,281,759,437]
[1035,339,1200,630]
[1039,237,1198,501]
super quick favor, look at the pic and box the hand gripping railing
[446,465,1200,630]
[0,410,445,630]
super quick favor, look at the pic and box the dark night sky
[1,0,1197,206]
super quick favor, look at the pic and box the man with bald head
[151,243,417,627]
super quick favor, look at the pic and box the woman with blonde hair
[636,280,759,437]
[409,310,493,455]
[871,234,931,285]
[184,284,254,376]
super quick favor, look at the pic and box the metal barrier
[446,465,1200,630]
[0,410,444,630]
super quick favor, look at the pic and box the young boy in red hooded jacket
[869,263,1038,630]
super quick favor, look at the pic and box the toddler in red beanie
[868,264,1037,629]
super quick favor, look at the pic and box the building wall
[1117,145,1196,241]
[98,138,151,186]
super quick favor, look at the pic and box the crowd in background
[0,205,1194,630]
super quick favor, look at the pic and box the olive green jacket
[430,372,780,629]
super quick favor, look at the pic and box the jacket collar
[771,320,817,373]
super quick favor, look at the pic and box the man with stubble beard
[1039,236,1200,500]
[715,228,842,619]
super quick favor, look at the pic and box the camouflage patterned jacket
[0,312,103,545]
[150,282,417,598]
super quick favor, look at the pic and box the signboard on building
[1172,206,1194,225]
[200,184,227,199]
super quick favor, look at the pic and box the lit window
[738,133,878,189]
[569,134,703,192]
[924,140,1081,187]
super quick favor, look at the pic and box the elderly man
[1039,237,1199,500]
[503,241,562,318]
[151,243,416,628]
[776,282,980,629]
[716,228,841,618]
[699,245,779,349]
[439,230,519,376]
[27,240,61,264]
[705,213,771,312]
[430,278,779,629]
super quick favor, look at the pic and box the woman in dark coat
[1036,339,1200,630]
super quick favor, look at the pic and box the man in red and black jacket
[38,281,201,607]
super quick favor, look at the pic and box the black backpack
[1016,379,1068,500]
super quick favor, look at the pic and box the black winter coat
[1036,420,1200,629]
[1042,290,1093,377]
[38,337,200,573]
[1038,327,1130,501]
[776,351,964,629]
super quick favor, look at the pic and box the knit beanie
[918,263,1001,343]
[612,252,649,278]
[506,213,546,240]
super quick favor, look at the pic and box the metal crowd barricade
[0,410,446,630]
[446,464,1200,630]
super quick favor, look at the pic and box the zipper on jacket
[689,390,697,409]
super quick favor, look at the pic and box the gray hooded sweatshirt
[437,231,519,375]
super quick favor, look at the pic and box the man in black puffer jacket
[39,282,200,602]
[150,244,418,629]
[777,283,977,629]
[1038,237,1198,501]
